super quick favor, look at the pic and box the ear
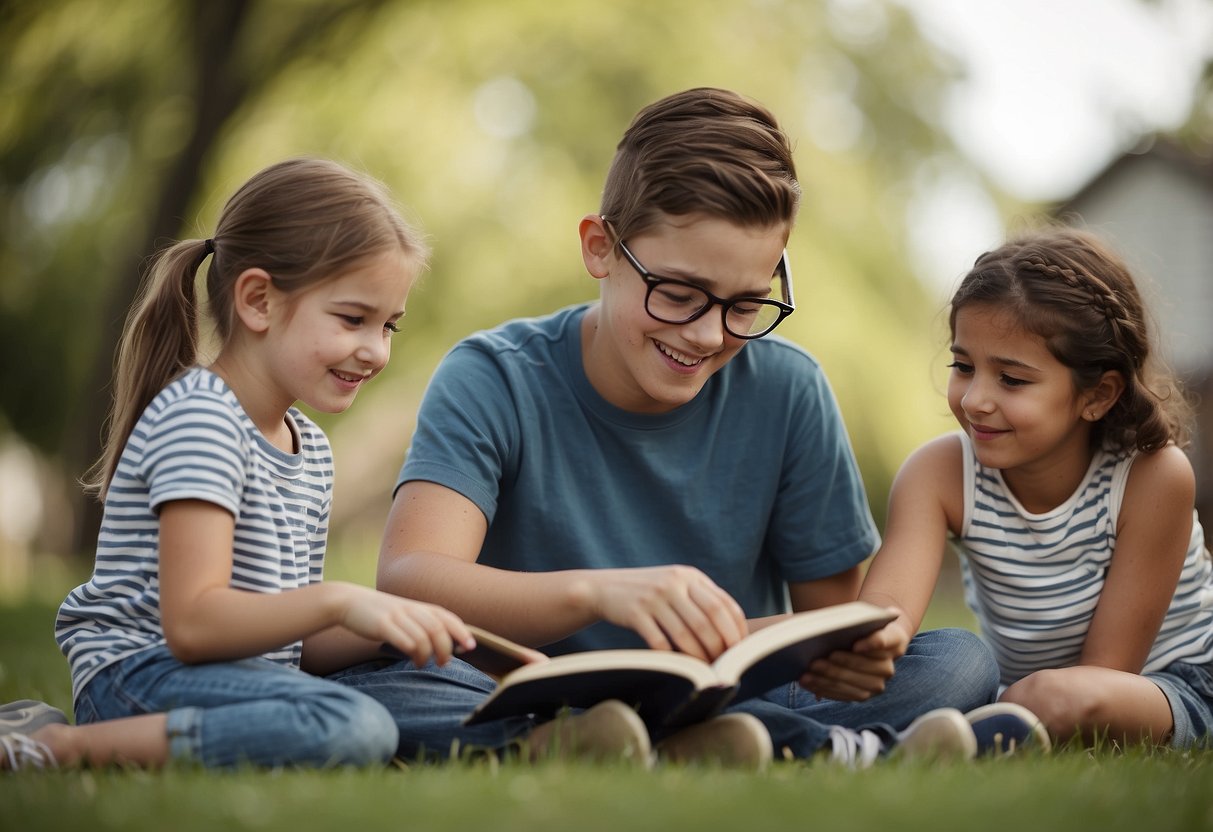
[1081,370,1126,422]
[231,268,274,333]
[579,214,613,280]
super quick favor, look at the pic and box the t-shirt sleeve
[397,343,521,524]
[137,393,248,517]
[767,360,881,582]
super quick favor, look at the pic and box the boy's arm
[744,570,862,634]
[377,480,748,661]
[1081,445,1194,673]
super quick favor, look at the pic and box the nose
[679,304,729,350]
[959,374,995,416]
[356,332,391,370]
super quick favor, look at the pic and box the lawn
[4,583,1213,832]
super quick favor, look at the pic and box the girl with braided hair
[841,225,1213,749]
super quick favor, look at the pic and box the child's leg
[76,645,398,768]
[10,713,171,769]
[1001,666,1173,746]
[330,656,536,760]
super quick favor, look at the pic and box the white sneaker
[0,733,58,772]
[895,707,978,761]
[826,724,885,769]
[827,707,977,769]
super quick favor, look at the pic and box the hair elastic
[203,238,215,256]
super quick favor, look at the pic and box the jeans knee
[909,628,1000,708]
[304,689,399,766]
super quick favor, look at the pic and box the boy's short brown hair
[600,87,800,242]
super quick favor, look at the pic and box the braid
[1016,254,1142,369]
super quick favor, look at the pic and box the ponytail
[82,239,211,498]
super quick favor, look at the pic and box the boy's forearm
[376,550,597,648]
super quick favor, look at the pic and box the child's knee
[1002,669,1099,740]
[306,690,399,766]
[909,628,1000,705]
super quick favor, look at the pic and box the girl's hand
[798,616,912,701]
[335,583,475,667]
[581,566,748,661]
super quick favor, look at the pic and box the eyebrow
[332,300,404,316]
[949,345,1038,372]
[652,264,778,300]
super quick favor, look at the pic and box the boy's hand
[585,566,747,661]
[337,583,475,667]
[798,616,912,701]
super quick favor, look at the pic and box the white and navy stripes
[56,368,332,702]
[955,432,1213,687]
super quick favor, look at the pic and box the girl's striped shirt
[955,431,1213,687]
[56,368,332,702]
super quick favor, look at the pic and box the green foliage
[3,0,975,554]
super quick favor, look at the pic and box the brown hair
[600,87,801,241]
[84,157,428,497]
[949,225,1191,453]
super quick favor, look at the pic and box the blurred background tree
[2,0,1204,596]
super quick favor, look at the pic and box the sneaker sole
[897,707,977,761]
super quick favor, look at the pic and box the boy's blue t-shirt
[398,303,879,655]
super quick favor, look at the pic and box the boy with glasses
[351,87,1012,767]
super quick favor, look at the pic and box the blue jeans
[727,628,999,756]
[329,657,537,760]
[332,628,999,760]
[76,645,399,768]
[1148,659,1213,748]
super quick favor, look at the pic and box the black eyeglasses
[613,238,795,339]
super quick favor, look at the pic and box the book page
[710,601,896,699]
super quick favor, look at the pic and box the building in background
[1056,139,1213,540]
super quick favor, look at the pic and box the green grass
[5,595,1213,831]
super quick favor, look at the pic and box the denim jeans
[76,644,399,768]
[728,627,1000,757]
[329,656,538,760]
[1148,659,1213,748]
[332,627,999,761]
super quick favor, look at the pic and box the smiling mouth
[655,340,704,367]
[331,369,369,384]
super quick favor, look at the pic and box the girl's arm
[802,435,963,700]
[1081,445,1195,672]
[860,434,965,634]
[157,500,474,668]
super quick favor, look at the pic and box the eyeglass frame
[601,219,795,340]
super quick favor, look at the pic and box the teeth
[657,342,702,367]
[332,370,364,383]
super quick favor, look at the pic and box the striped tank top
[955,432,1213,687]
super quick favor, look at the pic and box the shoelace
[826,725,883,769]
[1,733,58,771]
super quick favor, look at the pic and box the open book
[462,601,896,732]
